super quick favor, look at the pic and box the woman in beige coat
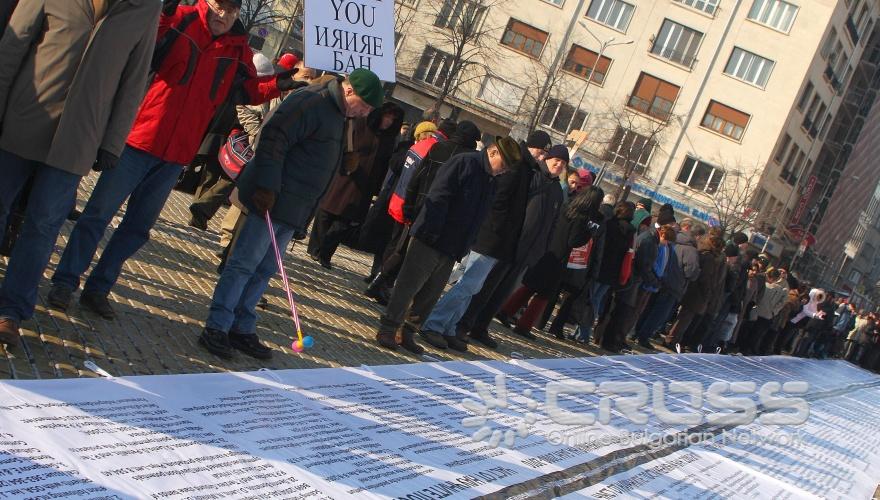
[0,0,161,345]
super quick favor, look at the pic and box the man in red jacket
[47,0,301,319]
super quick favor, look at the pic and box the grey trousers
[378,238,454,336]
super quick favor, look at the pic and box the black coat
[471,150,533,261]
[411,151,496,260]
[633,229,660,290]
[522,206,601,297]
[596,218,636,286]
[402,135,475,222]
[357,140,413,254]
[513,143,564,268]
[680,248,723,314]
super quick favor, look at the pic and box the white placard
[0,356,878,499]
[303,0,396,82]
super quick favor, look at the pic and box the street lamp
[565,22,633,144]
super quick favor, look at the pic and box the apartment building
[387,0,879,250]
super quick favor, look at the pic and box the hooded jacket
[126,0,281,165]
[411,150,496,260]
[675,231,701,282]
[0,0,161,175]
[237,80,346,232]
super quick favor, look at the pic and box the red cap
[278,53,299,71]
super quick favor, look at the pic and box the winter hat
[438,119,458,139]
[453,120,481,147]
[545,145,570,164]
[636,197,653,211]
[252,53,274,77]
[526,130,552,151]
[572,168,593,189]
[414,121,437,141]
[724,243,740,257]
[348,68,384,109]
[277,53,299,72]
[656,206,676,226]
[493,136,522,167]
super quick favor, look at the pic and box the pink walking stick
[265,210,313,352]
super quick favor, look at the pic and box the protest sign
[303,0,396,81]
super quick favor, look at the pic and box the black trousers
[378,221,411,282]
[190,156,234,222]
[307,209,353,261]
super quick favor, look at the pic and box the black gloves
[251,188,276,214]
[276,69,308,92]
[92,149,119,172]
[162,0,181,15]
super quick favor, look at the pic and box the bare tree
[414,0,504,114]
[239,0,297,33]
[516,42,571,136]
[588,100,677,201]
[705,164,763,235]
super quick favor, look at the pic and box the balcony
[649,39,698,69]
[846,16,860,44]
[627,95,673,121]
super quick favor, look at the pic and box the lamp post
[565,22,633,141]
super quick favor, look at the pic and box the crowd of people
[0,0,878,373]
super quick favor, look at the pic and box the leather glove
[276,69,307,92]
[251,188,276,214]
[162,0,181,15]
[92,149,119,172]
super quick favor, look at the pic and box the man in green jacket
[199,69,383,360]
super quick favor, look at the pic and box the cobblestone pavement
[0,173,662,380]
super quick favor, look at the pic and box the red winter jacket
[126,0,280,165]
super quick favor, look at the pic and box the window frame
[677,156,724,194]
[562,44,613,84]
[603,126,657,176]
[746,0,799,34]
[650,18,704,68]
[500,18,549,59]
[539,98,591,134]
[672,0,720,16]
[585,0,636,32]
[700,100,750,142]
[724,47,775,88]
[477,74,527,112]
[627,72,681,121]
[412,45,455,89]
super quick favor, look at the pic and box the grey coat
[0,0,160,175]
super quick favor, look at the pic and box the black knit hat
[526,130,552,150]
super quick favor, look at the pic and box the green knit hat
[494,136,522,167]
[348,68,383,109]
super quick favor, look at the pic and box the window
[603,127,656,175]
[627,72,680,120]
[747,0,798,33]
[501,19,548,58]
[779,144,805,185]
[796,81,813,111]
[701,101,750,140]
[801,95,826,138]
[563,45,612,84]
[543,0,565,4]
[540,98,590,133]
[434,0,488,34]
[677,157,724,193]
[478,75,526,111]
[820,28,837,59]
[674,0,719,15]
[773,133,791,163]
[651,19,703,68]
[724,47,774,87]
[413,46,453,88]
[586,0,635,32]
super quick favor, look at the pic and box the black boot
[401,330,425,355]
[364,273,389,304]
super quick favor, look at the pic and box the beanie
[545,144,570,164]
[348,68,384,109]
[526,130,552,150]
[656,210,676,226]
[637,197,653,211]
[438,119,458,139]
[277,53,299,72]
[454,120,481,145]
[414,121,437,141]
[252,53,274,77]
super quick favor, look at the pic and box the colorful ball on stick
[292,336,314,352]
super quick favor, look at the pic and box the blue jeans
[576,281,610,342]
[0,150,81,322]
[635,291,677,342]
[52,146,182,295]
[422,251,498,337]
[207,213,295,335]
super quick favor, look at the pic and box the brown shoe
[376,331,398,350]
[0,318,20,346]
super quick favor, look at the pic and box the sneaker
[47,285,74,311]
[419,331,448,349]
[229,332,273,360]
[80,291,116,319]
[199,328,234,359]
[468,329,498,349]
[0,318,20,346]
[446,335,468,352]
[513,327,537,340]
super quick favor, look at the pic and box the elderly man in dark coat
[376,138,521,354]
[0,0,161,345]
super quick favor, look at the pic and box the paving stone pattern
[0,173,657,380]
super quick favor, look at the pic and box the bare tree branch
[240,0,297,34]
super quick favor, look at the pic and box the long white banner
[0,355,878,499]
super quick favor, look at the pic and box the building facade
[388,0,878,243]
